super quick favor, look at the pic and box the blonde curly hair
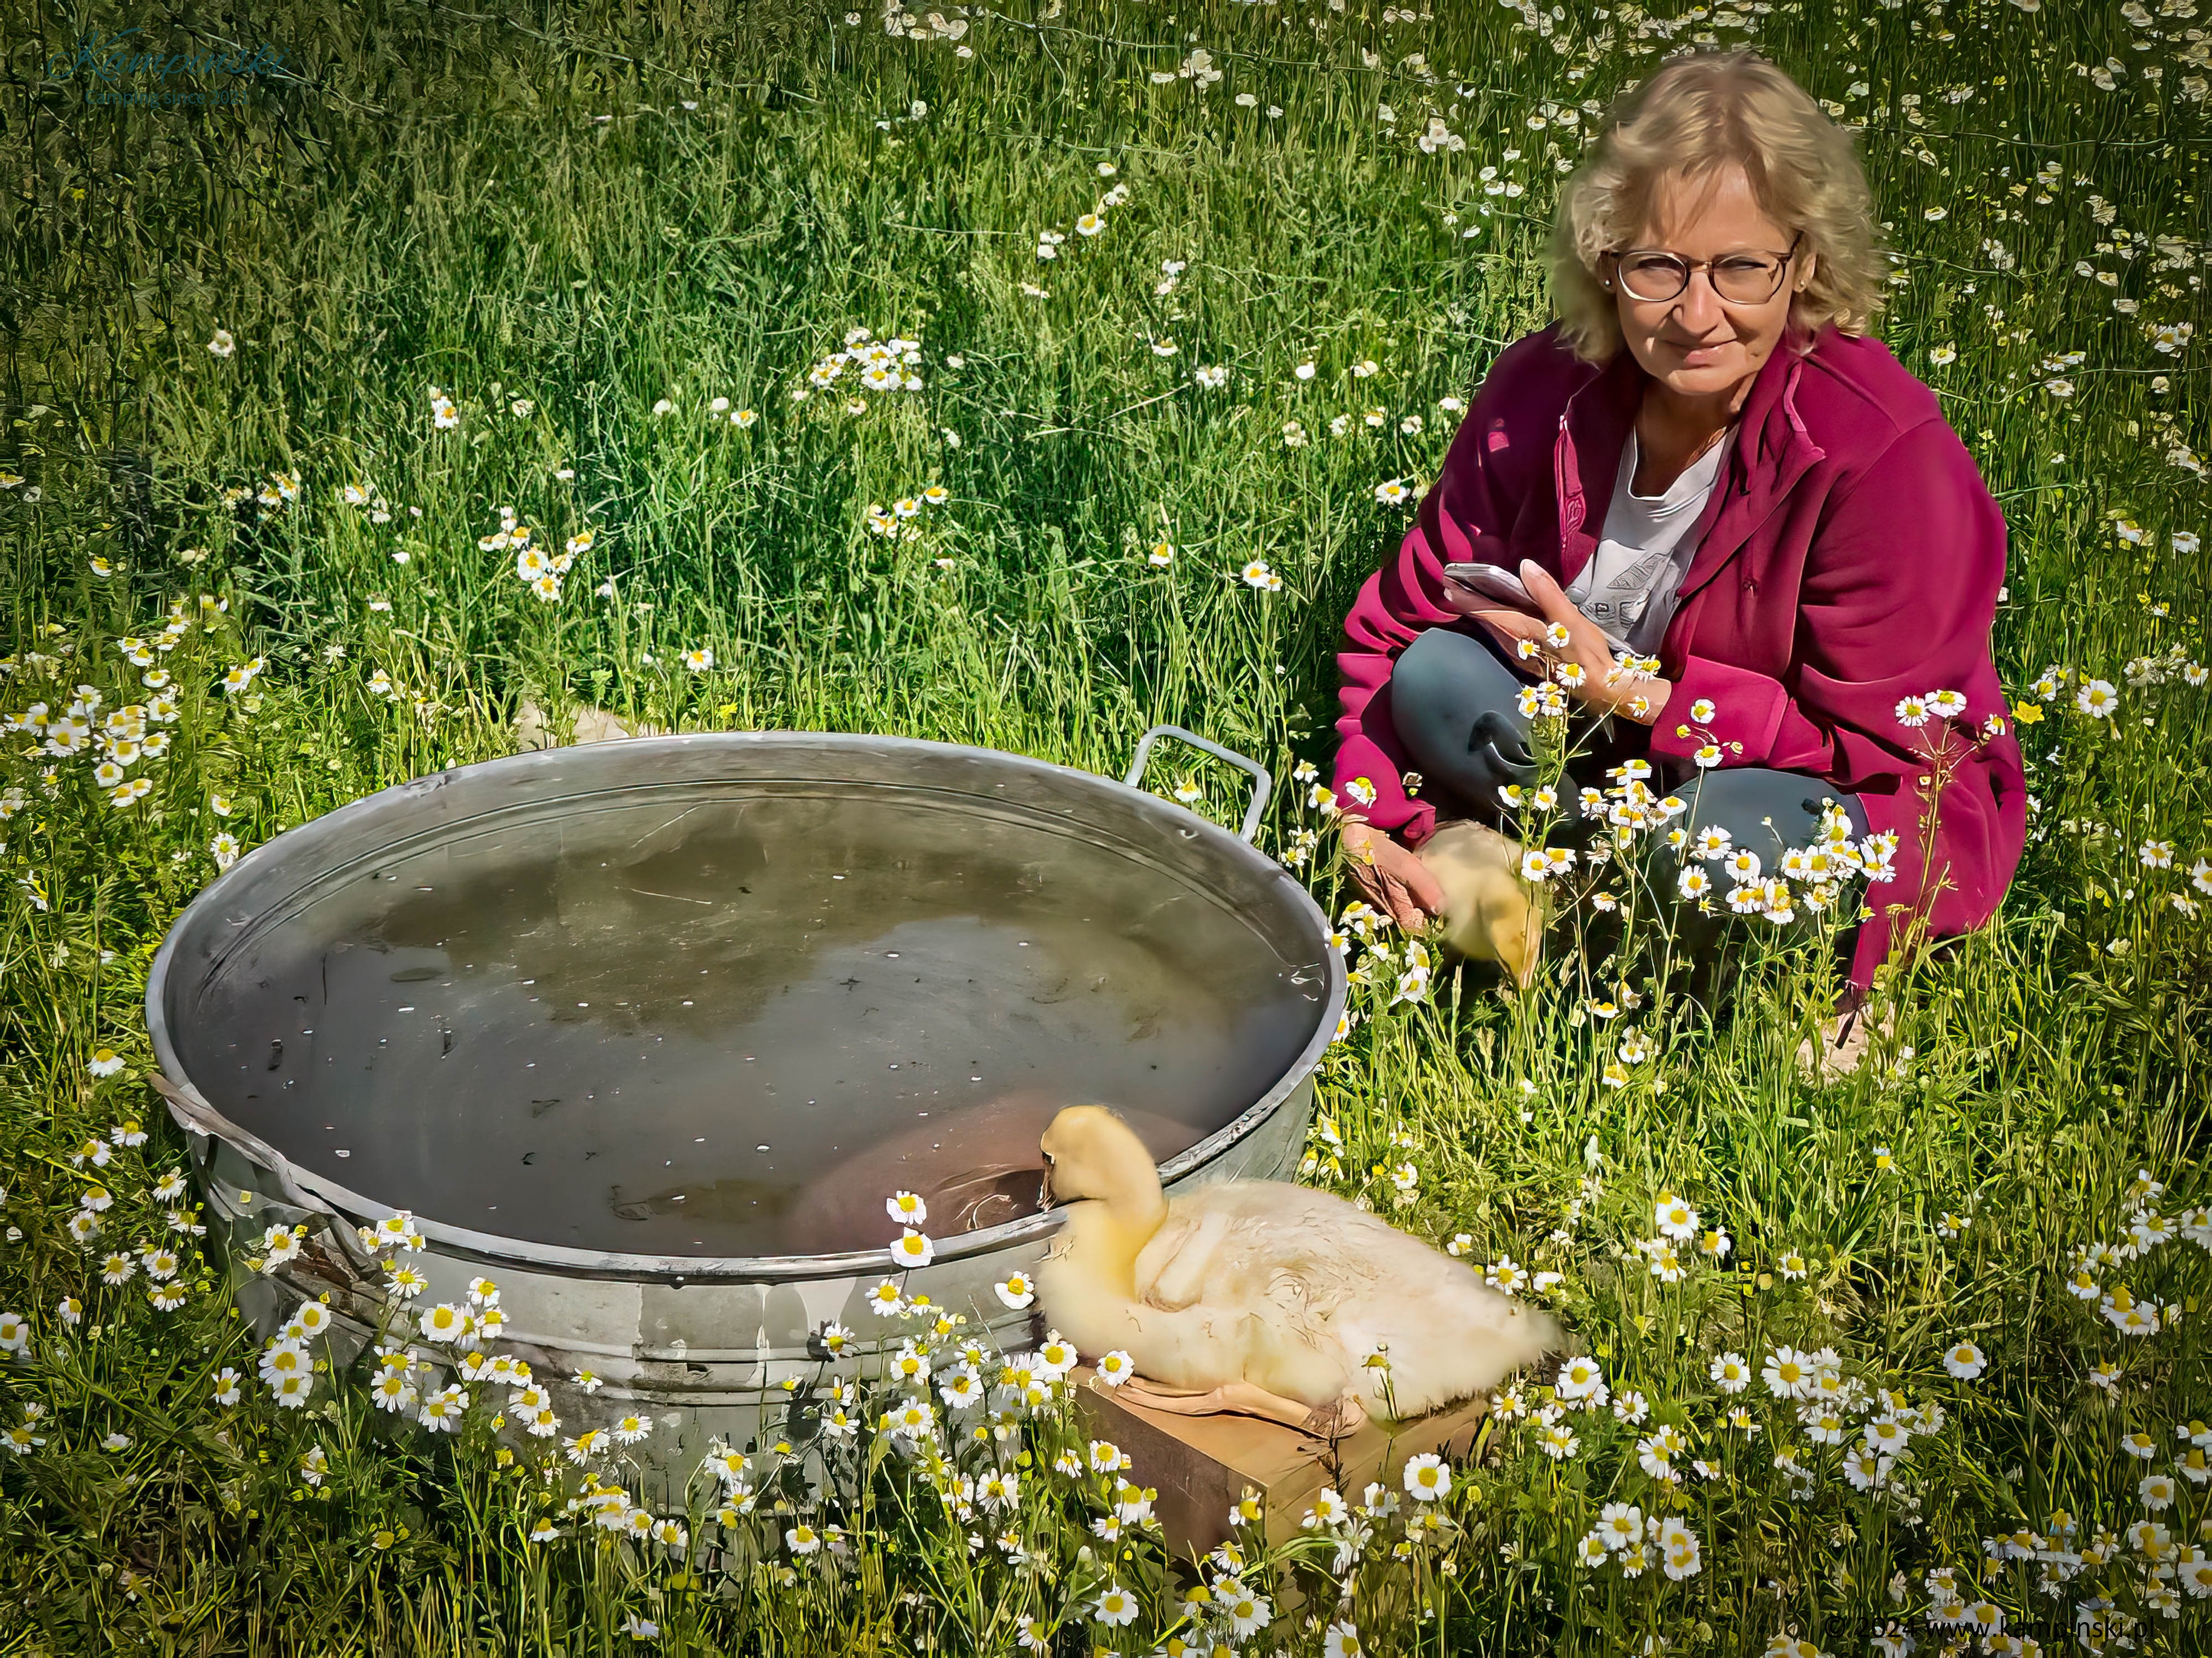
[1547,51,1888,364]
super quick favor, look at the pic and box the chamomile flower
[2077,678,2120,718]
[1557,1356,1605,1400]
[263,1229,312,1282]
[386,1265,430,1299]
[1762,1347,1815,1400]
[886,1191,927,1226]
[1943,1340,1989,1380]
[1402,1452,1451,1500]
[418,1385,468,1431]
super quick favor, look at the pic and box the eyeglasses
[1604,231,1804,305]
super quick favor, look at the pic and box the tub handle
[147,1069,379,1272]
[1126,725,1272,844]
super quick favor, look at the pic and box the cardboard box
[1069,1367,1492,1563]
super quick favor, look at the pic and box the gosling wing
[1133,1180,1400,1319]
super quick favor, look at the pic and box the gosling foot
[1302,1390,1369,1441]
[1115,1377,1365,1439]
[1793,999,1896,1084]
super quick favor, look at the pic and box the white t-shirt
[1565,426,1729,655]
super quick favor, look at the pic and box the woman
[1330,51,2025,1010]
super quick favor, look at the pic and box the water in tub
[174,788,1317,1257]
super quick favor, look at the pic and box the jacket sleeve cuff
[1648,655,1793,767]
[1329,739,1437,845]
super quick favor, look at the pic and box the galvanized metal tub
[145,728,1344,1471]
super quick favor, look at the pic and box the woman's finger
[1372,869,1407,929]
[1402,854,1448,918]
[1519,560,1577,624]
[1354,863,1389,912]
[1472,608,1543,657]
[1474,606,1542,637]
[1386,881,1424,932]
[1385,851,1444,927]
[1473,610,1553,675]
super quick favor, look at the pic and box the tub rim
[145,729,1348,1283]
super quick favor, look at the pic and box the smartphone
[1444,561,1632,652]
[1441,562,1536,609]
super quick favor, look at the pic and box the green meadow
[1,0,2208,1651]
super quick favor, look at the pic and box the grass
[1,0,2208,1652]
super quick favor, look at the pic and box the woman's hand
[1467,559,1673,724]
[1339,819,1446,933]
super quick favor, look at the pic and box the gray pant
[1388,627,1869,982]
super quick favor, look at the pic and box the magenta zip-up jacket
[1331,320,2028,990]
